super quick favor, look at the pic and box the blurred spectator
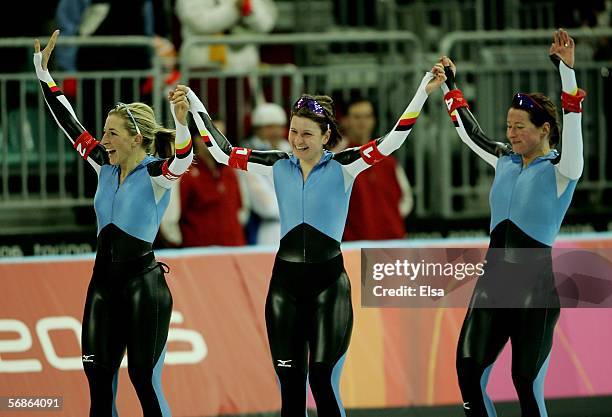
[555,0,609,28]
[55,0,174,70]
[0,4,57,160]
[160,117,248,247]
[339,98,414,241]
[176,0,278,71]
[243,102,288,150]
[1,4,57,74]
[242,102,289,245]
[55,0,174,119]
[56,0,177,71]
[175,0,278,150]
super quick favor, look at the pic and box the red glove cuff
[73,131,99,160]
[444,89,469,115]
[561,89,586,113]
[229,147,252,171]
[162,159,181,180]
[360,140,386,165]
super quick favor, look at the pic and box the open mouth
[295,146,309,151]
[107,149,117,156]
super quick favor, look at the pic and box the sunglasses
[115,102,141,136]
[293,96,329,118]
[512,93,546,113]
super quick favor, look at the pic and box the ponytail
[324,118,342,150]
[109,102,178,158]
[154,128,175,159]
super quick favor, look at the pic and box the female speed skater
[172,61,447,416]
[440,28,585,417]
[35,30,194,416]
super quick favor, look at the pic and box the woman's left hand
[34,30,59,71]
[549,28,575,68]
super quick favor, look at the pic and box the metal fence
[0,36,160,212]
[280,0,557,31]
[178,31,428,216]
[0,28,610,233]
[178,31,423,141]
[435,28,612,218]
[0,32,427,234]
[285,0,559,33]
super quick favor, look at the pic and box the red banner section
[1,234,612,417]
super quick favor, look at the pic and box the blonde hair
[109,103,175,158]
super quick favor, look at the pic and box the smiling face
[506,108,550,159]
[101,114,141,166]
[288,116,330,164]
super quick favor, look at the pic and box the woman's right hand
[34,30,59,72]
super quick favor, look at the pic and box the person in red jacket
[159,118,247,247]
[340,98,414,241]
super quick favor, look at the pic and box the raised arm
[181,85,289,176]
[333,69,443,178]
[34,30,108,175]
[440,57,511,168]
[148,95,194,189]
[549,29,585,180]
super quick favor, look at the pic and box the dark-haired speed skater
[175,63,447,416]
[440,28,585,417]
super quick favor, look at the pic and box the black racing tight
[265,254,353,417]
[81,243,172,417]
[457,247,560,417]
[457,306,559,417]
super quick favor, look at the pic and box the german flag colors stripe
[395,111,419,131]
[176,137,192,157]
[45,81,62,96]
[451,111,459,127]
[200,130,212,147]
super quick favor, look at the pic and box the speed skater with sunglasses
[35,31,194,416]
[172,63,446,416]
[439,29,585,417]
